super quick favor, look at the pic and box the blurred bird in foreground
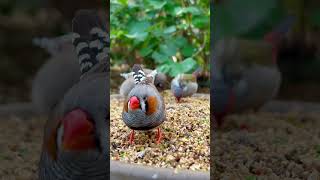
[32,34,80,115]
[38,9,109,179]
[211,16,296,128]
[122,64,166,144]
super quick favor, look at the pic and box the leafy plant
[110,0,210,77]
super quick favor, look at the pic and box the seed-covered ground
[0,117,45,179]
[110,91,210,172]
[1,98,320,179]
[212,112,320,179]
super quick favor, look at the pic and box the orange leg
[129,130,135,144]
[155,128,163,144]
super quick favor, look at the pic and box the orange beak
[62,109,96,151]
[129,96,140,110]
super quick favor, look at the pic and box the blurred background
[214,0,320,102]
[0,1,107,179]
[212,0,320,179]
[110,0,210,93]
[0,0,106,104]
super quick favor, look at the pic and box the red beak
[129,96,140,110]
[62,108,96,151]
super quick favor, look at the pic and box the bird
[119,68,168,97]
[122,64,166,144]
[211,16,296,128]
[171,68,201,102]
[38,9,109,180]
[31,34,80,115]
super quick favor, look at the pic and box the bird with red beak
[122,64,166,145]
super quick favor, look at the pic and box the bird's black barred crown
[72,9,110,76]
[132,64,146,84]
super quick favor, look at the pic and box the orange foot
[129,130,135,144]
[155,128,163,144]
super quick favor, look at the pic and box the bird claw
[155,128,162,144]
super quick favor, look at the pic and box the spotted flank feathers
[132,65,146,84]
[72,10,109,75]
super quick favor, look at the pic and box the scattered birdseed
[110,90,210,172]
[212,112,320,179]
[0,117,45,179]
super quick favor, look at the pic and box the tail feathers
[120,72,134,79]
[132,64,146,84]
[147,69,158,84]
[72,10,109,76]
[32,34,73,56]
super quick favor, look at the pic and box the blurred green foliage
[213,0,285,42]
[110,0,210,77]
[213,0,320,41]
[0,0,41,14]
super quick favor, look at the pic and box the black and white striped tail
[132,64,146,84]
[72,10,109,76]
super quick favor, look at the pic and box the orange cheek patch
[146,96,158,115]
[123,99,129,112]
[46,121,60,161]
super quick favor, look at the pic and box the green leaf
[147,0,167,9]
[175,6,202,16]
[172,36,188,48]
[169,63,184,77]
[117,0,128,5]
[151,51,171,63]
[159,42,178,57]
[139,47,153,57]
[192,15,210,29]
[181,44,196,57]
[180,58,197,73]
[164,26,176,34]
[126,20,151,41]
[157,64,171,74]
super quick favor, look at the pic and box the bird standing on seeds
[38,10,109,180]
[171,69,201,102]
[122,64,166,144]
